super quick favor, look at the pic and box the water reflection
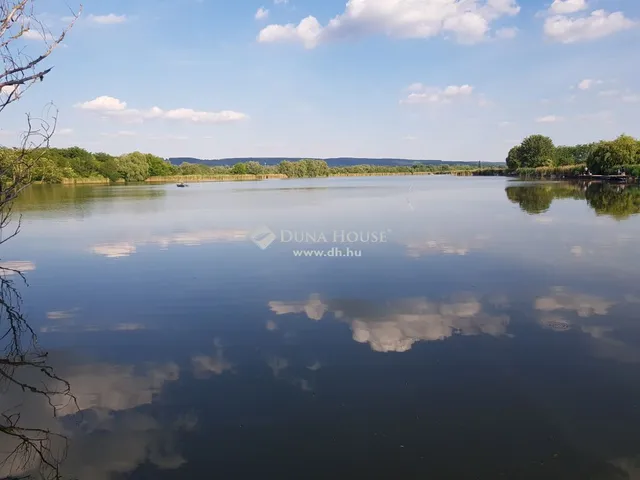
[91,229,249,258]
[6,177,640,479]
[506,182,640,219]
[14,184,167,213]
[269,293,510,352]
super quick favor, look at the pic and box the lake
[2,176,640,480]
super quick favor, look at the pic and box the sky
[0,0,638,162]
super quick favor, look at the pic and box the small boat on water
[177,183,189,188]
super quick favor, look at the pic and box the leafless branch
[0,1,82,114]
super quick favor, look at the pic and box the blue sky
[0,0,638,161]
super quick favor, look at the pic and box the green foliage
[115,152,150,182]
[518,135,555,168]
[147,154,176,176]
[505,182,640,220]
[515,164,586,178]
[585,183,640,220]
[505,185,556,214]
[587,135,640,174]
[231,163,248,175]
[506,146,521,171]
[244,161,264,175]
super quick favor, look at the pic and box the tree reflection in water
[506,182,640,219]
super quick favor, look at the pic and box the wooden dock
[577,174,631,183]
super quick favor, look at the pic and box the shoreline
[36,170,639,186]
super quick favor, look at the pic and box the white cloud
[544,10,636,43]
[258,0,521,48]
[22,29,55,41]
[495,26,518,39]
[548,0,587,15]
[57,128,74,135]
[76,96,248,124]
[51,362,180,415]
[77,95,128,111]
[91,230,249,258]
[0,260,36,275]
[87,13,127,24]
[536,115,564,123]
[577,78,602,90]
[256,7,269,20]
[270,294,510,353]
[0,85,18,95]
[258,15,323,49]
[598,89,619,97]
[535,286,614,317]
[274,0,288,3]
[401,84,474,105]
[499,121,513,127]
[92,242,137,258]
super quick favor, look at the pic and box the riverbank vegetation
[0,146,504,184]
[506,134,640,177]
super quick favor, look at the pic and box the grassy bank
[145,174,288,183]
[58,177,122,185]
[514,164,640,180]
[54,169,515,185]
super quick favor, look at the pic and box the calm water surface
[3,176,640,479]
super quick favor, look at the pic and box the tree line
[0,146,495,183]
[506,134,640,175]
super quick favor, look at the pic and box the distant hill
[168,157,504,167]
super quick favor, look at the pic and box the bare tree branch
[0,2,81,478]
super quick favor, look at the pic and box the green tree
[553,146,577,166]
[519,135,555,168]
[586,135,638,174]
[147,154,176,176]
[244,161,264,175]
[231,162,248,175]
[506,146,521,171]
[117,152,150,182]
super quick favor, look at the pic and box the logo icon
[250,225,277,250]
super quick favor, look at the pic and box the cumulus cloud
[534,286,614,317]
[0,357,185,480]
[255,7,269,20]
[401,84,475,105]
[269,293,510,353]
[548,0,587,15]
[77,95,127,111]
[258,0,521,48]
[268,293,328,320]
[75,96,248,124]
[536,115,564,123]
[544,10,636,43]
[52,362,180,416]
[87,13,127,24]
